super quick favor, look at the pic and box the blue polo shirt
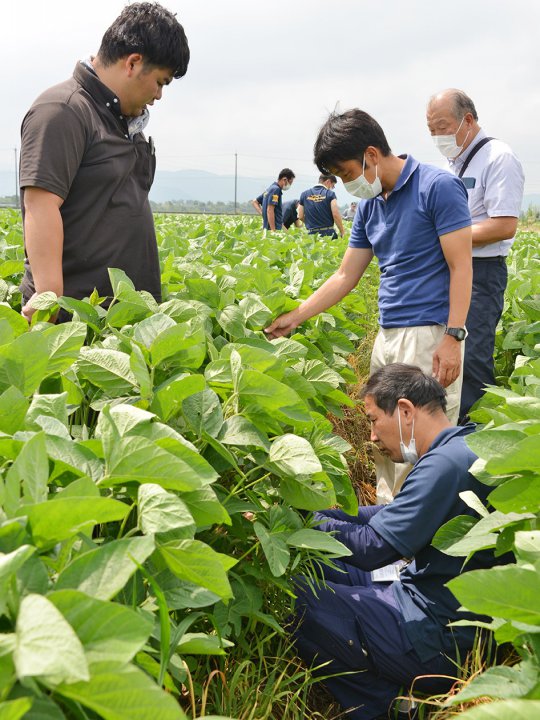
[370,424,510,660]
[299,184,336,232]
[349,155,471,328]
[262,181,283,230]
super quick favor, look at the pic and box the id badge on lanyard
[371,560,408,583]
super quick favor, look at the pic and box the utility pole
[14,148,19,208]
[234,152,238,215]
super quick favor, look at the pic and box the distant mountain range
[1,169,539,210]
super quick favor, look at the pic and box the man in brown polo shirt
[19,2,190,320]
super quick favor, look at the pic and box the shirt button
[119,115,123,119]
[348,640,354,646]
[124,134,128,138]
[113,98,118,103]
[106,102,110,107]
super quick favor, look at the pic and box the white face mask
[282,182,291,192]
[432,117,471,159]
[343,155,382,199]
[397,408,418,465]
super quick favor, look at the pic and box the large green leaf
[453,700,540,719]
[0,698,33,720]
[182,388,223,437]
[14,594,89,685]
[253,522,290,577]
[287,529,352,557]
[57,661,188,719]
[450,662,538,703]
[48,590,153,664]
[159,540,236,600]
[181,486,231,527]
[19,496,129,548]
[43,322,87,376]
[0,332,49,395]
[150,373,206,422]
[0,545,35,615]
[268,434,322,477]
[489,475,540,514]
[4,432,48,514]
[448,565,540,625]
[103,436,214,491]
[218,414,270,450]
[280,472,336,510]
[238,369,310,423]
[138,484,196,536]
[150,319,206,370]
[55,535,155,600]
[77,348,137,395]
[0,386,28,435]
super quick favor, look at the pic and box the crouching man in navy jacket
[293,363,510,719]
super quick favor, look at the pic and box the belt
[473,256,506,263]
[308,225,334,232]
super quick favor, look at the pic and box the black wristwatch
[445,327,467,341]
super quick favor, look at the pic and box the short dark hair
[361,363,447,415]
[278,168,295,181]
[314,109,392,174]
[319,173,337,184]
[97,2,190,79]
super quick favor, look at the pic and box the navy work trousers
[293,562,458,719]
[460,256,507,418]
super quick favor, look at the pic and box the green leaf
[280,472,336,511]
[514,531,540,570]
[133,313,176,350]
[77,348,137,395]
[43,322,87,376]
[0,386,28,435]
[159,540,236,600]
[57,661,188,720]
[58,296,101,331]
[0,305,29,338]
[14,594,89,685]
[269,434,322,477]
[151,319,207,370]
[287,529,352,557]
[55,535,155,600]
[489,475,540,514]
[5,432,49,513]
[181,486,231,527]
[104,436,213,492]
[0,332,50,395]
[218,414,270,450]
[253,521,290,577]
[239,296,272,329]
[450,662,539,703]
[238,369,310,423]
[19,496,130,548]
[447,565,540,625]
[453,700,540,719]
[0,698,33,720]
[176,632,233,656]
[216,304,247,338]
[182,388,223,437]
[138,484,196,536]
[48,590,153,664]
[0,545,36,615]
[150,373,206,422]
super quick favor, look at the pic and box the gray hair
[451,90,478,121]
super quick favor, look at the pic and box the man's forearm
[24,203,64,296]
[447,263,472,327]
[472,216,518,247]
[266,205,276,231]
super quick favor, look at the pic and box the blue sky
[1,0,539,203]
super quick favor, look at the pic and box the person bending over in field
[265,109,472,503]
[292,363,511,720]
[19,2,190,322]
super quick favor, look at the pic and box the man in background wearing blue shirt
[298,173,345,238]
[260,168,295,231]
[265,109,472,502]
[293,363,510,720]
[427,89,525,420]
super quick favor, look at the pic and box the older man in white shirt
[427,88,524,419]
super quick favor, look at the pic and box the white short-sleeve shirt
[448,129,525,257]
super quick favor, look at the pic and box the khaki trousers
[369,326,464,504]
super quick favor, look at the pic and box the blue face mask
[397,409,418,465]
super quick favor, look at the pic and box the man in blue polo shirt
[298,173,345,238]
[265,109,472,502]
[260,168,295,231]
[292,363,510,720]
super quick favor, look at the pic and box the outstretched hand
[264,310,301,339]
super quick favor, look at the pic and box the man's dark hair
[361,363,447,415]
[278,168,296,181]
[314,109,392,174]
[319,173,337,184]
[97,2,190,79]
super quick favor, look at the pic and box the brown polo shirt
[19,63,161,303]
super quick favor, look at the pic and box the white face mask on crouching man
[397,407,418,465]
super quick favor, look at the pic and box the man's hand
[265,309,301,339]
[21,292,38,323]
[432,334,462,387]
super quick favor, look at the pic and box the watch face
[447,327,466,341]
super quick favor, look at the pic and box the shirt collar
[390,154,420,194]
[449,128,486,170]
[427,423,476,452]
